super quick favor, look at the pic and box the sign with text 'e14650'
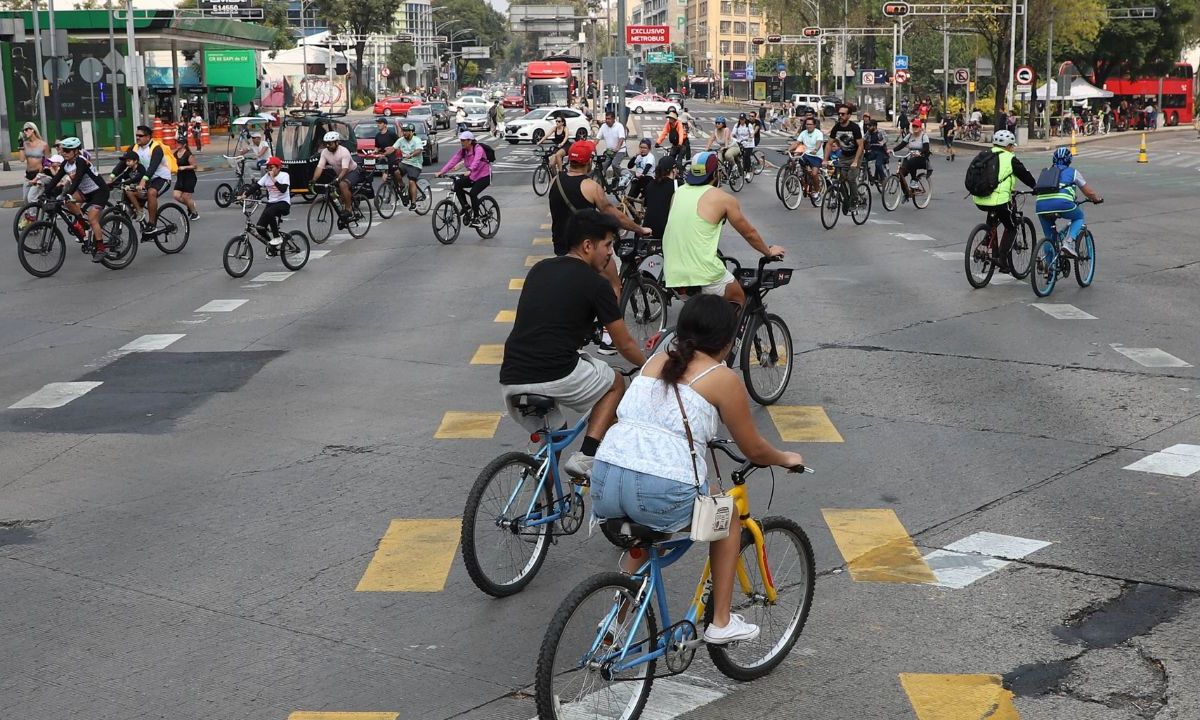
[199,0,253,17]
[626,25,669,45]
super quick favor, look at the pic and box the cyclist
[642,162,676,239]
[127,124,175,237]
[864,118,889,184]
[591,293,804,645]
[1034,146,1103,258]
[731,114,755,175]
[940,113,958,162]
[662,152,785,308]
[391,123,426,212]
[499,209,648,481]
[971,130,1038,273]
[435,131,492,227]
[787,116,825,198]
[537,116,572,175]
[312,130,361,227]
[594,110,627,190]
[893,119,931,202]
[372,116,400,181]
[243,130,271,171]
[655,108,690,170]
[48,137,110,261]
[250,156,291,247]
[704,116,737,168]
[823,104,864,200]
[625,138,657,199]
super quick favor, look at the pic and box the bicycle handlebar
[708,438,812,474]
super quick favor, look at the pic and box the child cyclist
[1034,147,1103,258]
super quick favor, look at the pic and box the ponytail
[661,337,697,386]
[658,295,737,387]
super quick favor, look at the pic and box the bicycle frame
[501,414,589,531]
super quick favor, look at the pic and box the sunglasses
[135,133,148,137]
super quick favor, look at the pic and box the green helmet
[401,123,416,132]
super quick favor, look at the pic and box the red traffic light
[801,26,821,37]
[752,36,766,45]
[766,34,783,43]
[882,1,910,16]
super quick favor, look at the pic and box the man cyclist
[656,108,690,170]
[373,116,400,183]
[823,104,864,199]
[127,124,174,237]
[436,131,491,226]
[971,130,1038,273]
[1034,147,1103,258]
[594,111,628,190]
[864,118,889,183]
[662,152,785,308]
[787,116,825,199]
[391,123,426,212]
[500,209,647,481]
[312,130,361,226]
[893,119,931,202]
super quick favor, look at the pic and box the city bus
[1099,62,1195,127]
[524,61,575,110]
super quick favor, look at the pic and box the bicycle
[430,175,501,245]
[820,162,871,229]
[531,145,556,197]
[614,235,670,351]
[17,194,138,277]
[716,153,745,192]
[748,148,767,176]
[964,191,1037,288]
[114,181,192,255]
[881,151,932,212]
[373,162,433,218]
[1030,199,1099,297]
[221,196,310,278]
[306,179,373,244]
[776,154,825,210]
[534,439,815,720]
[214,155,255,208]
[460,369,640,597]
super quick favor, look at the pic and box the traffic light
[801,26,821,37]
[751,36,766,45]
[882,1,910,17]
[767,34,783,43]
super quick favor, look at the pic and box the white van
[791,94,834,116]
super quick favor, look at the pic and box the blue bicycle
[534,440,815,719]
[1031,198,1098,297]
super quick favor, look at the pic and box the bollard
[1070,129,1077,156]
[1137,132,1148,164]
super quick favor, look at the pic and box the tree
[432,0,508,66]
[315,0,404,93]
[1073,0,1200,84]
[387,42,416,82]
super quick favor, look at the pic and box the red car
[501,93,524,108]
[373,95,423,116]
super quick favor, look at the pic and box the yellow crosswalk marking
[767,406,844,442]
[356,519,461,592]
[434,411,501,439]
[900,673,1021,719]
[532,237,553,246]
[289,714,399,720]
[509,278,524,290]
[821,509,937,584]
[494,310,516,322]
[525,254,553,267]
[471,344,504,364]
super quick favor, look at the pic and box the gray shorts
[699,268,737,296]
[500,353,616,432]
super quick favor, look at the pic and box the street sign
[1014,65,1034,84]
[380,66,391,77]
[746,65,756,80]
[646,51,676,63]
[461,46,491,59]
[626,25,669,45]
[894,69,909,83]
[729,69,748,80]
[953,67,969,84]
[861,69,886,85]
[687,65,694,74]
[79,56,105,84]
[802,26,821,37]
[894,54,909,70]
[776,62,786,72]
[882,1,911,16]
[861,70,875,86]
[778,70,786,79]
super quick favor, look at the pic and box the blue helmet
[1052,146,1073,166]
[714,116,727,125]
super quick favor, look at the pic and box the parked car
[665,91,683,104]
[504,106,591,144]
[374,95,423,116]
[791,94,835,116]
[628,93,679,114]
[501,92,525,108]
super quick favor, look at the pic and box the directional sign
[894,68,909,83]
[953,67,969,84]
[894,54,909,70]
[646,51,676,64]
[1014,64,1035,85]
[746,65,756,81]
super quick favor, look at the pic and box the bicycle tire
[964,224,995,288]
[99,213,138,270]
[752,149,766,175]
[346,197,372,239]
[222,235,253,278]
[375,180,398,219]
[532,163,551,196]
[774,163,788,202]
[461,452,554,597]
[1010,217,1036,280]
[307,197,334,244]
[820,183,840,229]
[1031,239,1058,297]
[913,174,932,209]
[280,230,310,271]
[728,164,745,192]
[475,196,501,239]
[536,572,656,720]
[809,173,826,207]
[12,201,47,241]
[431,199,460,245]
[781,173,803,211]
[214,183,234,208]
[17,221,65,278]
[152,203,190,254]
[705,516,815,681]
[882,175,902,211]
[1075,229,1096,287]
[412,179,433,216]
[619,276,669,352]
[850,181,872,225]
[740,312,793,405]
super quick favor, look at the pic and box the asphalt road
[2,106,1199,720]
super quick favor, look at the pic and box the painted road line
[900,673,1021,719]
[925,250,959,261]
[494,310,516,322]
[309,249,331,260]
[525,254,553,267]
[509,278,525,290]
[532,237,553,246]
[767,406,845,442]
[9,381,104,410]
[524,678,725,720]
[251,271,293,282]
[118,334,186,353]
[356,519,461,592]
[1123,444,1200,477]
[892,232,937,241]
[1110,345,1191,368]
[540,223,551,229]
[1031,303,1097,320]
[195,299,248,313]
[471,344,504,364]
[923,532,1052,589]
[289,713,399,720]
[821,509,937,584]
[867,218,902,225]
[435,411,502,439]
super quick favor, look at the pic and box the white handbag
[673,384,734,542]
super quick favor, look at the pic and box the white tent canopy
[1034,77,1114,101]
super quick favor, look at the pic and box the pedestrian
[190,110,204,151]
[456,105,467,133]
[18,121,49,184]
[940,113,957,161]
[172,140,199,219]
[898,107,910,134]
[1145,100,1157,130]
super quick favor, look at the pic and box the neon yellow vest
[974,147,1014,208]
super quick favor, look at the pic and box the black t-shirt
[830,121,863,155]
[642,179,675,239]
[375,130,399,158]
[500,256,622,385]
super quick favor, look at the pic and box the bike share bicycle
[306,180,373,243]
[430,174,501,245]
[964,191,1037,288]
[222,196,310,277]
[1031,198,1099,297]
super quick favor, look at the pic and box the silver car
[465,111,490,132]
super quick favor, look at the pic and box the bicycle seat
[512,393,557,417]
[601,519,675,544]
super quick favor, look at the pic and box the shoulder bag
[673,383,734,542]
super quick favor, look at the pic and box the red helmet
[265,156,284,168]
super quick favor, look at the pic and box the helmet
[60,136,82,150]
[1052,146,1073,166]
[714,116,727,124]
[401,123,416,132]
[265,156,284,168]
[322,131,342,143]
[992,129,1016,147]
[459,131,475,141]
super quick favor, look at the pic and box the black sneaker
[187,211,200,220]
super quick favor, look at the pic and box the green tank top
[663,184,726,288]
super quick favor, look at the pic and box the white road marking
[195,299,249,313]
[1110,345,1191,368]
[309,250,331,259]
[926,250,959,261]
[9,381,104,409]
[240,283,266,289]
[891,232,937,241]
[867,218,902,225]
[118,334,186,353]
[1031,303,1096,320]
[524,677,726,720]
[1123,444,1200,477]
[923,532,1052,589]
[251,271,293,282]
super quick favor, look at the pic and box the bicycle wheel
[809,173,827,207]
[1031,239,1058,297]
[752,149,766,175]
[882,175,902,211]
[13,202,47,241]
[347,197,372,239]
[774,164,788,202]
[532,163,551,196]
[375,180,398,219]
[705,516,815,681]
[850,181,872,225]
[475,196,501,239]
[1010,217,1036,280]
[461,452,555,597]
[820,184,840,229]
[152,203,190,254]
[1075,229,1096,287]
[17,221,65,278]
[99,213,138,270]
[431,199,461,245]
[728,164,745,192]
[279,230,310,271]
[412,179,433,216]
[912,174,932,209]
[740,312,793,405]
[536,572,656,720]
[964,224,996,289]
[214,183,234,208]
[619,277,669,351]
[222,235,253,278]
[781,173,802,211]
[307,197,335,244]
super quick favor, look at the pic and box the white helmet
[60,136,82,149]
[992,129,1016,147]
[322,131,342,143]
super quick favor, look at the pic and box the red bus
[1099,62,1196,127]
[524,61,575,110]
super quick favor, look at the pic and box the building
[393,0,436,88]
[683,0,767,99]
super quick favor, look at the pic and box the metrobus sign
[626,25,670,45]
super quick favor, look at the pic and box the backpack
[127,140,179,174]
[1034,165,1071,195]
[478,142,496,163]
[964,149,1001,197]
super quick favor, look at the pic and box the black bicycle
[776,154,825,210]
[214,155,255,208]
[880,151,932,212]
[222,197,310,278]
[820,162,871,228]
[17,194,137,277]
[964,191,1037,288]
[614,235,670,351]
[430,175,501,245]
[112,181,192,255]
[374,167,433,218]
[306,179,373,243]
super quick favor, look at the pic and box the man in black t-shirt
[823,104,865,200]
[500,209,648,481]
[374,117,400,177]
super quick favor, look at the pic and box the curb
[953,124,1194,153]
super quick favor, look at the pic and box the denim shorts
[590,460,699,532]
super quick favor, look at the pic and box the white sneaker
[597,330,617,356]
[268,235,283,247]
[1060,238,1078,258]
[563,451,594,481]
[703,614,760,645]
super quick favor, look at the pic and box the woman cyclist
[893,120,931,202]
[538,116,572,174]
[731,114,755,175]
[48,137,110,262]
[704,116,737,168]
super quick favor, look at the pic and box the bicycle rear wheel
[431,199,461,244]
[809,172,827,207]
[850,181,872,225]
[1010,217,1036,280]
[536,572,656,720]
[741,312,793,405]
[18,221,65,278]
[152,203,190,254]
[964,224,996,288]
[461,452,554,597]
[619,277,669,352]
[705,517,815,681]
[307,197,334,244]
[279,230,310,271]
[532,163,551,196]
[475,196,501,238]
[752,149,766,175]
[347,197,372,239]
[820,185,840,229]
[912,174,932,209]
[375,180,398,219]
[1031,239,1058,297]
[13,202,47,240]
[774,164,788,202]
[1075,229,1096,287]
[214,183,234,208]
[882,175,903,211]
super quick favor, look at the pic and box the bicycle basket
[615,236,638,259]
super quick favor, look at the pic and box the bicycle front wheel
[375,180,398,219]
[532,163,551,196]
[740,312,793,405]
[752,149,766,175]
[964,224,996,288]
[781,173,803,211]
[214,183,234,208]
[820,185,840,229]
[280,230,310,271]
[431,199,461,245]
[461,452,554,597]
[475,196,501,239]
[619,277,669,352]
[1075,229,1096,287]
[536,572,656,720]
[882,175,902,211]
[307,197,334,244]
[774,164,788,202]
[1010,217,1036,280]
[1031,238,1058,297]
[850,181,872,225]
[222,235,253,278]
[18,221,65,278]
[153,203,190,254]
[706,516,815,681]
[347,197,372,239]
[912,174,932,209]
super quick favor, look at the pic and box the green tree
[315,0,403,93]
[387,42,417,83]
[1072,0,1200,84]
